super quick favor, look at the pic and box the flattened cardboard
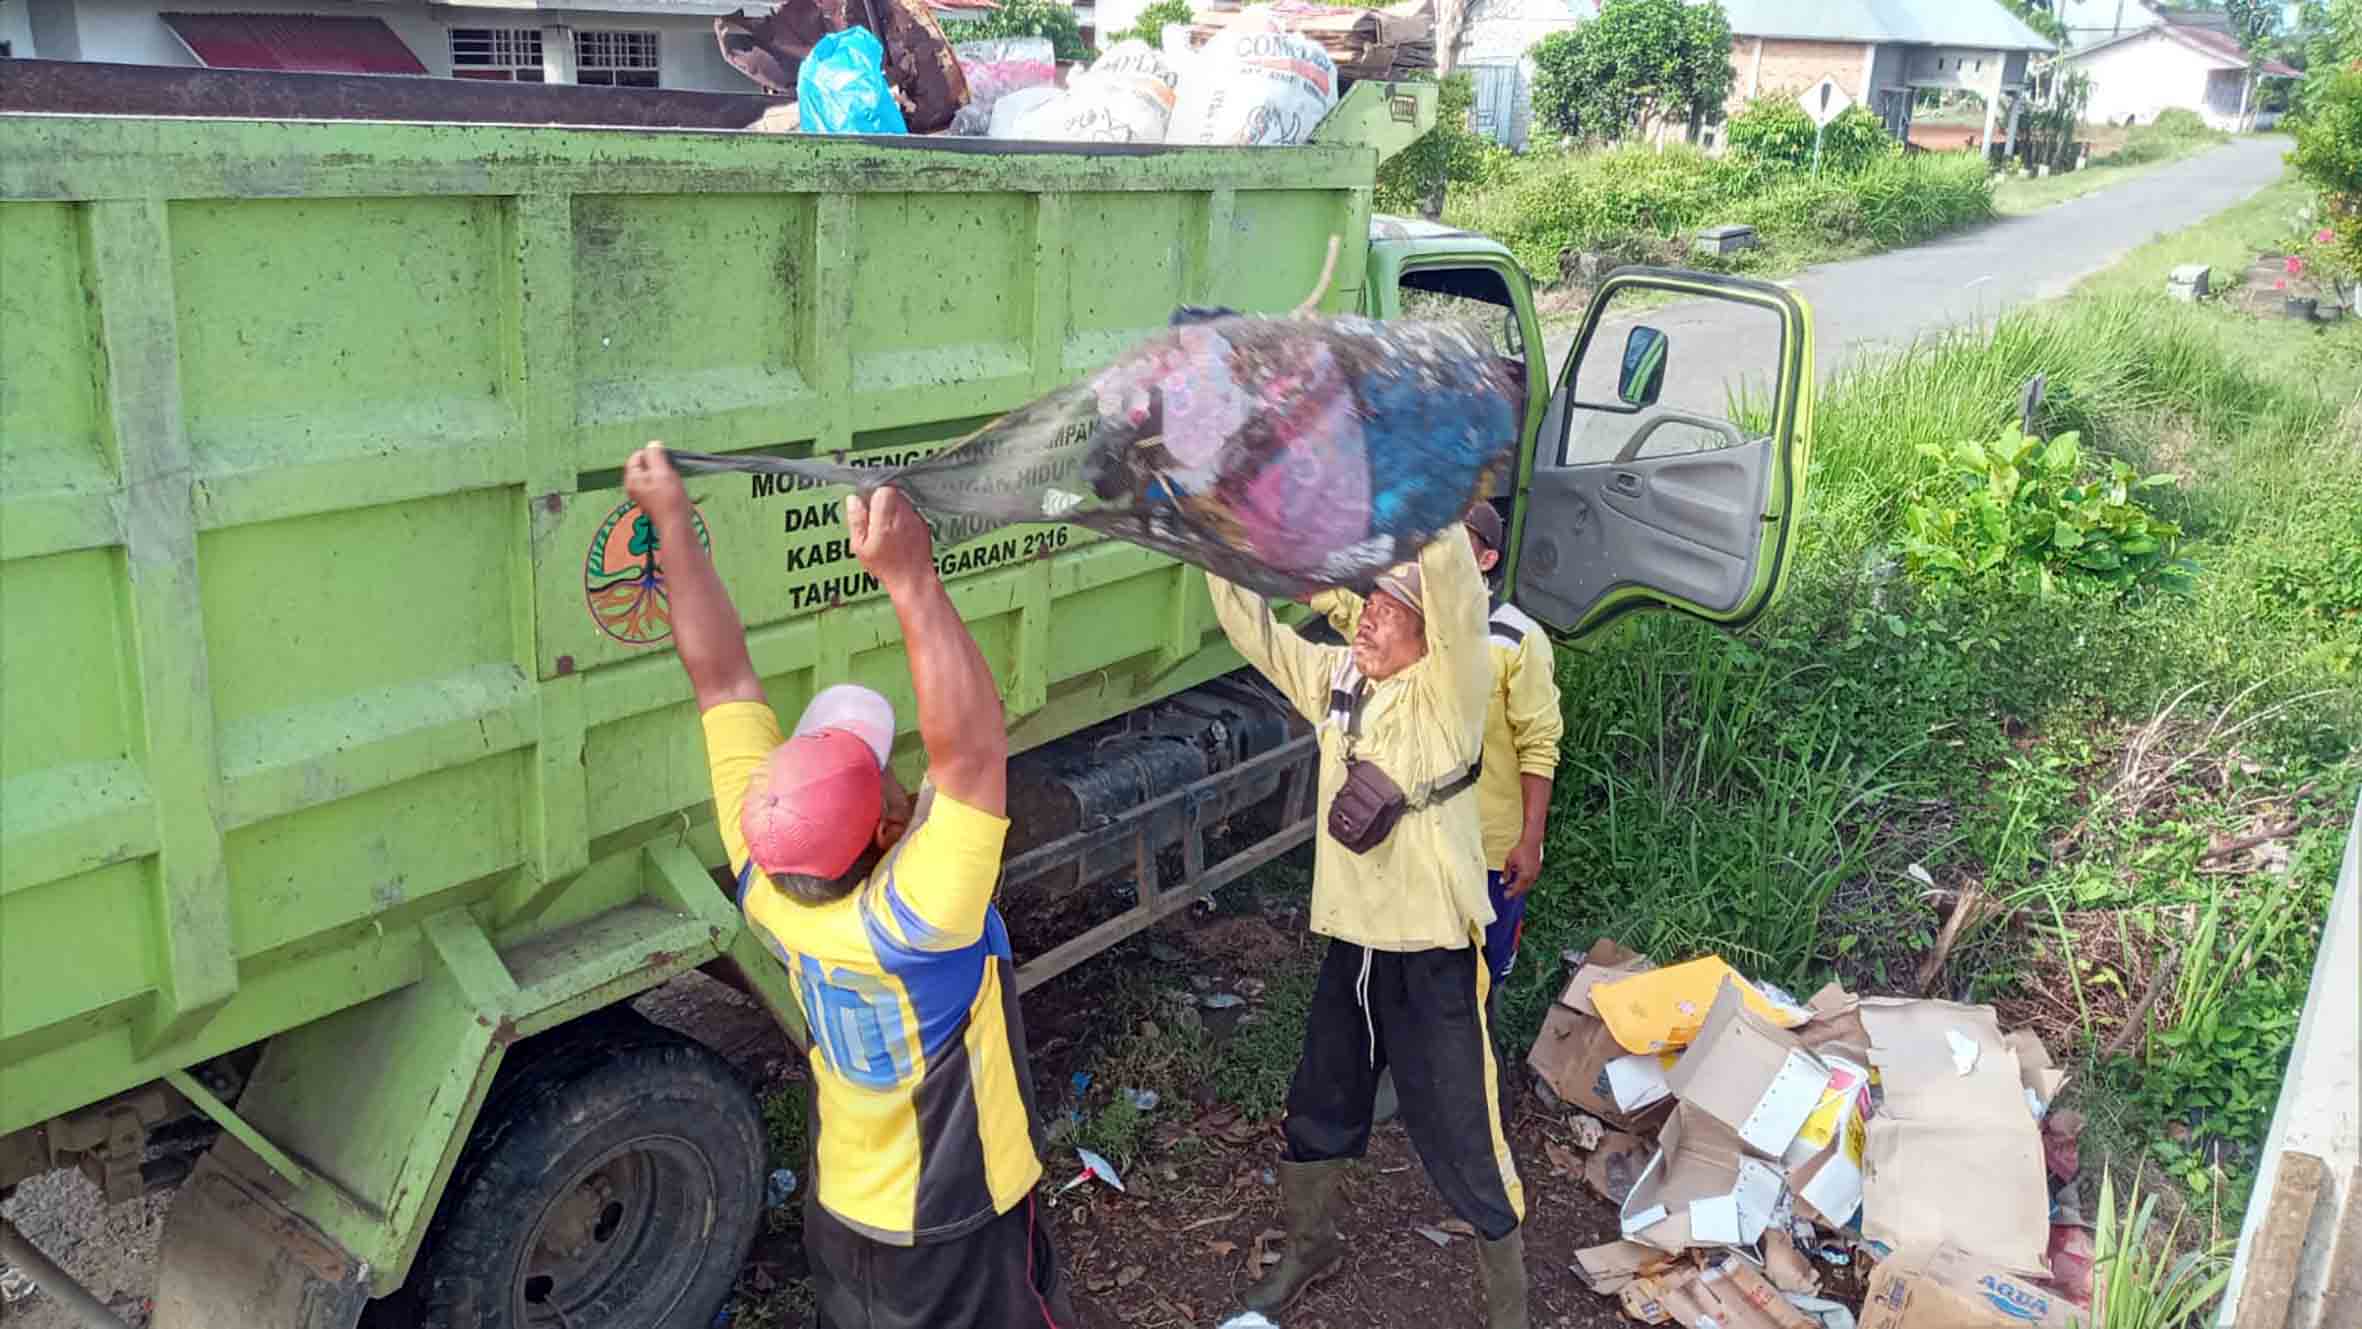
[1527,942,1667,1129]
[1605,1050,1680,1114]
[1592,956,1813,1054]
[1663,980,1834,1156]
[1858,999,2050,1275]
[1574,1239,1674,1294]
[1796,981,1872,1066]
[2004,1029,2068,1106]
[1621,1104,1785,1252]
[1857,1245,2080,1329]
[1655,1256,1819,1329]
[1584,1130,1654,1206]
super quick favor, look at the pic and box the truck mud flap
[153,1150,370,1329]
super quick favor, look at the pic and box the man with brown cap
[623,443,1074,1329]
[1206,532,1529,1328]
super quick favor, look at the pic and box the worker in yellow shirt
[1309,503,1563,994]
[1207,531,1528,1329]
[622,444,1073,1329]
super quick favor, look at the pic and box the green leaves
[1896,425,2193,599]
[1529,0,1733,143]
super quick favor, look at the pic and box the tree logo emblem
[584,500,710,646]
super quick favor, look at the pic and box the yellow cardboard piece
[1590,956,1812,1054]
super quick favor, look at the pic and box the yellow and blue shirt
[702,701,1044,1246]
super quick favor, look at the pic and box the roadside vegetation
[1997,109,2234,215]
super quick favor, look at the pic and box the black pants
[805,1192,1077,1329]
[1283,940,1527,1241]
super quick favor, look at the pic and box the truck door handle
[1609,472,1643,498]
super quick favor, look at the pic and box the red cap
[742,686,896,880]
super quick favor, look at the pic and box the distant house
[2047,5,2297,130]
[1455,0,2055,154]
[1716,0,2056,152]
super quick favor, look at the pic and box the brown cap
[1373,561,1424,616]
[1464,502,1505,553]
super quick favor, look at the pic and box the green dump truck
[0,68,1813,1329]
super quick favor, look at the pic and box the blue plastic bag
[798,27,909,135]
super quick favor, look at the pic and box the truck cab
[1361,217,1815,646]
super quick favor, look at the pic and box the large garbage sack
[1184,0,1436,82]
[1168,10,1339,145]
[668,314,1521,599]
[1007,40,1182,143]
[716,0,967,132]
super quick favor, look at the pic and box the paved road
[1544,136,2288,391]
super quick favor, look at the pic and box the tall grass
[1503,180,2362,1118]
[1446,145,1993,275]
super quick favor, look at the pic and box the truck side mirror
[1618,326,1668,408]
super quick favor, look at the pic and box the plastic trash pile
[1531,942,2093,1329]
[718,0,1443,147]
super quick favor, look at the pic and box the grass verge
[1997,114,2236,215]
[1502,171,2360,1235]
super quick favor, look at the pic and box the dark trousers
[1282,940,1527,1241]
[805,1192,1076,1329]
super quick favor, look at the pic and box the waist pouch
[1325,679,1480,854]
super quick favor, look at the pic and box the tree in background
[1375,74,1509,215]
[2296,0,2362,116]
[1104,0,1192,49]
[2291,63,2362,280]
[956,0,1090,62]
[1999,0,2068,47]
[1530,0,1734,144]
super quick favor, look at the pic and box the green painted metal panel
[0,88,1435,1158]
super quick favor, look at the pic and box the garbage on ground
[1858,1245,2079,1329]
[1527,940,1669,1129]
[668,312,1521,600]
[1183,0,1436,81]
[1857,999,2050,1273]
[798,27,909,134]
[766,1166,799,1207]
[1052,1146,1125,1199]
[1123,1087,1160,1111]
[1168,11,1339,146]
[1531,941,2091,1329]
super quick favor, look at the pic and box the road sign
[1798,76,1853,128]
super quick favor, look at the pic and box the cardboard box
[1663,980,1834,1156]
[2005,1029,2068,1107]
[1858,1245,2081,1329]
[1591,955,1813,1054]
[1858,999,2051,1274]
[1621,1104,1785,1251]
[1527,941,1669,1129]
[1573,1239,1673,1294]
[1781,1055,1872,1228]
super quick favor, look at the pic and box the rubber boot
[1478,1229,1529,1329]
[1240,1159,1347,1313]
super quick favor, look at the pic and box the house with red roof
[2047,3,2298,131]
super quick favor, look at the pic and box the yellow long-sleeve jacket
[1307,589,1563,867]
[1206,536,1493,952]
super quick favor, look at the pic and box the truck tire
[402,1012,765,1329]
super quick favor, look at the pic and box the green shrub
[1899,426,2195,599]
[2101,106,2230,166]
[1101,0,1191,49]
[1723,97,1898,173]
[954,0,1089,62]
[1374,73,1515,215]
[2291,65,2362,275]
[1528,0,1734,143]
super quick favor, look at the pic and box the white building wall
[46,0,750,90]
[1456,0,1579,149]
[2069,29,2225,127]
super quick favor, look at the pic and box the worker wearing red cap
[623,444,1072,1329]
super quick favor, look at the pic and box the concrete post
[541,24,577,85]
[2004,93,2023,160]
[1979,92,2000,162]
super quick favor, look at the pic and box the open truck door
[1511,268,1813,639]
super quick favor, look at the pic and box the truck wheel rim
[516,1134,716,1326]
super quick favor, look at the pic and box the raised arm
[1416,532,1491,752]
[849,487,1006,816]
[1208,574,1335,721]
[625,444,762,712]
